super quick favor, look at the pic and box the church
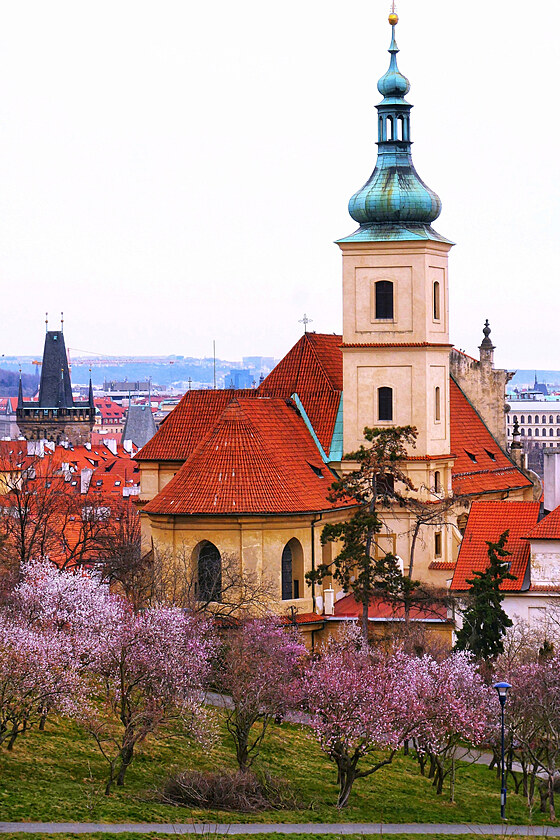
[134,12,536,641]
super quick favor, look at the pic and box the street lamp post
[493,681,511,820]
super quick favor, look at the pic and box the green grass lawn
[0,713,552,826]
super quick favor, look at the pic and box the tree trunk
[549,774,556,821]
[6,725,19,751]
[449,756,455,803]
[116,743,134,787]
[336,761,358,809]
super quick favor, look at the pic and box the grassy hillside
[0,714,551,826]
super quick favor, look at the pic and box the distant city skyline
[0,1,558,368]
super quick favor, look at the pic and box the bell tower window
[375,281,394,320]
[435,386,441,422]
[378,387,393,422]
[433,281,441,320]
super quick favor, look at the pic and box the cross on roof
[299,313,313,333]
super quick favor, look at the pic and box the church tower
[17,319,95,445]
[338,10,453,495]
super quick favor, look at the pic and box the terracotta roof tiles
[143,397,355,516]
[525,506,560,541]
[451,500,541,592]
[450,378,532,496]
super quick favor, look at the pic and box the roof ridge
[304,333,340,393]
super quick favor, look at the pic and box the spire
[340,11,450,244]
[17,369,23,408]
[479,319,495,365]
[88,369,94,412]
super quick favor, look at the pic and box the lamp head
[493,681,512,704]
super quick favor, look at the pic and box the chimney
[509,418,526,470]
[104,439,117,456]
[543,449,560,512]
[80,468,93,494]
[123,439,133,454]
[324,588,335,616]
[27,440,45,458]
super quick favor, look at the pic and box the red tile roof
[332,592,449,622]
[143,397,356,516]
[451,500,541,591]
[136,335,532,503]
[525,506,560,541]
[450,378,532,496]
[136,389,255,462]
[258,333,342,454]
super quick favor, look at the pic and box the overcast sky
[0,1,557,367]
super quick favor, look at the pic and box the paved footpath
[1,824,560,835]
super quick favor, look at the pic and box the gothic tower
[17,322,95,445]
[338,11,454,500]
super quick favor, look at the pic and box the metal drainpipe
[310,512,323,613]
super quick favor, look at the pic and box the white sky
[0,1,558,367]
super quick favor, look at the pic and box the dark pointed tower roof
[38,331,74,408]
[339,12,451,244]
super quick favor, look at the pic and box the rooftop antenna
[213,340,216,390]
[60,311,64,332]
[187,377,192,391]
[45,312,48,333]
[299,313,313,333]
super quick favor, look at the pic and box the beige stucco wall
[143,508,351,615]
[339,239,452,460]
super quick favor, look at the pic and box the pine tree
[454,530,515,659]
[306,425,419,643]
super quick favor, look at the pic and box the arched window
[433,281,441,320]
[521,428,525,435]
[378,387,393,421]
[435,386,441,422]
[543,415,547,424]
[521,415,525,424]
[550,428,554,437]
[375,280,394,319]
[535,428,539,436]
[527,428,531,436]
[513,415,518,424]
[386,116,393,140]
[434,532,442,558]
[434,471,441,493]
[378,116,384,141]
[281,538,304,601]
[197,541,222,602]
[557,429,560,436]
[550,416,554,424]
[397,115,404,140]
[556,416,560,424]
[527,415,532,424]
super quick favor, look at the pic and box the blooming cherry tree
[303,627,427,807]
[220,616,306,769]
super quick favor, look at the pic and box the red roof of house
[136,389,255,462]
[135,335,531,503]
[258,333,342,454]
[143,397,355,516]
[449,378,532,496]
[525,505,560,541]
[451,500,541,592]
[332,592,449,622]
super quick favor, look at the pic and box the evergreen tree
[306,425,420,643]
[454,530,515,659]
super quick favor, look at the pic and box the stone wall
[449,348,512,450]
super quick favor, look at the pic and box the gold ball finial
[388,12,398,25]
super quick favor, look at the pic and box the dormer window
[465,451,477,464]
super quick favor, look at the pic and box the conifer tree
[306,425,418,643]
[454,530,515,659]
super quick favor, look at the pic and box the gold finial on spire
[388,0,398,25]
